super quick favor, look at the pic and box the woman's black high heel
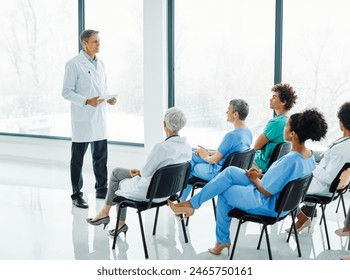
[86,216,110,230]
[108,224,128,237]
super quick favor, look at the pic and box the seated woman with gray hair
[87,107,192,236]
[181,99,252,200]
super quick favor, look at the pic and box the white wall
[144,0,169,154]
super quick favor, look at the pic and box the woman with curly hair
[168,108,328,255]
[291,102,350,233]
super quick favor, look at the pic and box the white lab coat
[308,137,350,196]
[62,50,108,142]
[116,136,192,202]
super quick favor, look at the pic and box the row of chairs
[303,162,350,250]
[110,142,350,259]
[230,162,350,259]
[110,142,292,258]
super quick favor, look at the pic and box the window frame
[168,0,284,116]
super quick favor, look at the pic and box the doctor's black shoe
[73,198,89,209]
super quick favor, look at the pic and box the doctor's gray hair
[164,107,187,133]
[80,29,99,43]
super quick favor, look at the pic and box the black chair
[303,162,350,250]
[111,162,191,259]
[335,186,348,217]
[228,174,313,260]
[186,148,255,226]
[267,142,291,169]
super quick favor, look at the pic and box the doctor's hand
[86,96,103,107]
[107,97,117,105]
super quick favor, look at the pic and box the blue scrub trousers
[181,153,221,200]
[189,166,259,244]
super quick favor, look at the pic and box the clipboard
[98,94,119,101]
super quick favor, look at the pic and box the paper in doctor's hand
[98,94,119,103]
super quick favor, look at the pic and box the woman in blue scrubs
[168,108,328,255]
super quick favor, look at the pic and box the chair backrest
[329,162,350,194]
[267,142,291,169]
[275,174,313,215]
[221,148,255,171]
[146,162,191,201]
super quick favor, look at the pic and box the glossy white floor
[0,158,349,261]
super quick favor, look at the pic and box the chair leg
[340,194,347,218]
[137,210,149,259]
[152,207,160,235]
[320,205,331,250]
[336,197,341,214]
[180,216,188,243]
[291,211,302,257]
[285,212,302,257]
[286,211,294,243]
[230,220,243,260]
[310,204,317,222]
[112,205,123,250]
[257,225,265,250]
[319,206,325,226]
[286,212,294,243]
[212,198,217,220]
[185,216,190,227]
[335,194,347,217]
[264,226,272,260]
[185,187,196,227]
[173,198,189,242]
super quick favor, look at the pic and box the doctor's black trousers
[70,139,108,200]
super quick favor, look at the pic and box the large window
[283,0,350,147]
[0,0,143,144]
[0,0,77,137]
[3,1,347,147]
[174,0,275,148]
[85,0,144,143]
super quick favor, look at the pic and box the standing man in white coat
[62,29,116,209]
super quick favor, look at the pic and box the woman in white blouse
[86,107,192,237]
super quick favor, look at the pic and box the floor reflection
[0,181,349,260]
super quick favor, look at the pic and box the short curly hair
[271,83,298,111]
[337,102,350,130]
[289,108,328,143]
